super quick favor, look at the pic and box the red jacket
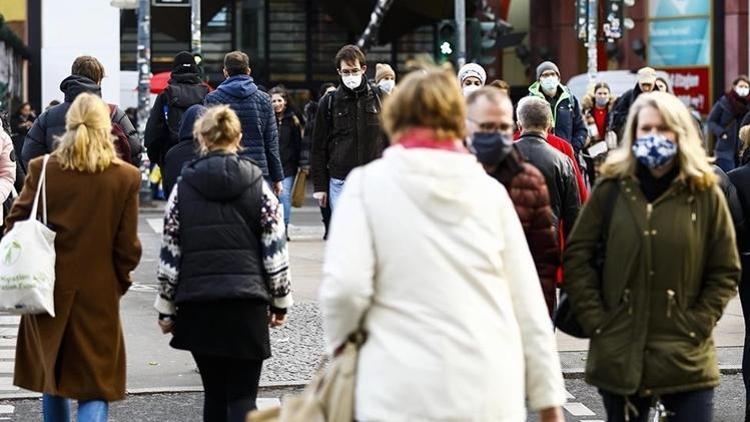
[489,148,559,316]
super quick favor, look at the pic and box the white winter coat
[0,128,16,222]
[320,146,566,422]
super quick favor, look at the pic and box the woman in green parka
[564,92,740,422]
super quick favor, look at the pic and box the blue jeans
[279,175,295,227]
[600,388,713,422]
[329,178,346,212]
[43,394,108,422]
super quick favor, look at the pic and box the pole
[137,0,152,204]
[191,0,201,56]
[356,0,395,50]
[455,0,466,68]
[586,0,598,82]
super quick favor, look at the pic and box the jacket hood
[382,146,488,224]
[528,81,571,103]
[60,75,101,102]
[216,75,258,99]
[178,104,207,143]
[181,153,262,201]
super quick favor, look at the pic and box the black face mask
[469,132,513,167]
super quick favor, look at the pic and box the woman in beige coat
[8,93,142,421]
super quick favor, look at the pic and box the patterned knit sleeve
[154,187,181,315]
[260,182,294,310]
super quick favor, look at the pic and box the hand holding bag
[0,155,56,316]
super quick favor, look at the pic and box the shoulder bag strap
[30,154,50,225]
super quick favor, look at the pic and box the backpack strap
[108,104,117,120]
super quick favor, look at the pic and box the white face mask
[736,86,750,97]
[342,74,363,90]
[463,85,481,97]
[379,79,395,93]
[540,76,559,93]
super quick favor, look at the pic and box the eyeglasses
[467,118,514,134]
[338,69,363,77]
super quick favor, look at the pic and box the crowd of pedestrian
[2,41,750,422]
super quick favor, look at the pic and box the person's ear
[247,67,252,76]
[223,69,229,79]
[361,64,367,74]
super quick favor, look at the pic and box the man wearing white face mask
[528,61,588,154]
[311,45,386,212]
[458,63,486,97]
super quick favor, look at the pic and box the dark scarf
[726,89,750,118]
[636,162,680,203]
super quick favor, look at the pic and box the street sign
[662,67,711,114]
[152,0,189,6]
[648,18,710,66]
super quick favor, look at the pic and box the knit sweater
[154,181,293,315]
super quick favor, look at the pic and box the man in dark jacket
[515,96,581,241]
[162,104,206,197]
[311,45,385,211]
[304,83,336,239]
[467,87,559,316]
[608,67,657,138]
[528,61,587,153]
[204,51,283,194]
[145,51,209,168]
[23,56,142,168]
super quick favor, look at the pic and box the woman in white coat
[0,125,17,225]
[319,68,566,422]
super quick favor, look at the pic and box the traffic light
[467,18,513,66]
[436,20,457,64]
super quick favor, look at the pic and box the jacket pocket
[592,288,631,337]
[666,289,709,343]
[365,104,380,126]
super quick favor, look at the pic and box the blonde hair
[740,125,750,153]
[600,92,716,190]
[193,105,242,154]
[382,67,466,141]
[54,93,117,173]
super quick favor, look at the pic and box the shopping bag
[0,155,56,316]
[246,332,363,422]
[291,169,308,208]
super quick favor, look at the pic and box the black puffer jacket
[277,108,303,178]
[22,75,142,167]
[607,84,645,138]
[311,80,385,192]
[145,73,209,167]
[175,153,267,304]
[515,132,581,239]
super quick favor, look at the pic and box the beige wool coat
[8,155,142,401]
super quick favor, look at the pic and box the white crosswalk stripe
[0,313,19,420]
[563,389,600,421]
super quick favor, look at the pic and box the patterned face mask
[632,134,678,169]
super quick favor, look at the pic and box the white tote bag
[0,154,56,316]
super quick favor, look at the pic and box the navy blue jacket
[204,75,283,182]
[708,94,750,172]
[162,104,205,197]
[528,82,587,152]
[22,75,142,168]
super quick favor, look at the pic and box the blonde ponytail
[55,93,117,173]
[194,105,242,155]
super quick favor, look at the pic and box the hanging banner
[648,18,710,66]
[661,67,711,114]
[649,0,710,18]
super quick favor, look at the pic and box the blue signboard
[649,0,710,18]
[648,18,710,66]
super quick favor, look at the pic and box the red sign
[660,67,711,114]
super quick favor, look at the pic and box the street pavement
[0,193,748,420]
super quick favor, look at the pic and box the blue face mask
[470,132,513,167]
[632,134,678,169]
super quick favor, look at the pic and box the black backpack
[162,84,209,147]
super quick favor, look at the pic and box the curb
[0,382,310,401]
[562,365,742,379]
